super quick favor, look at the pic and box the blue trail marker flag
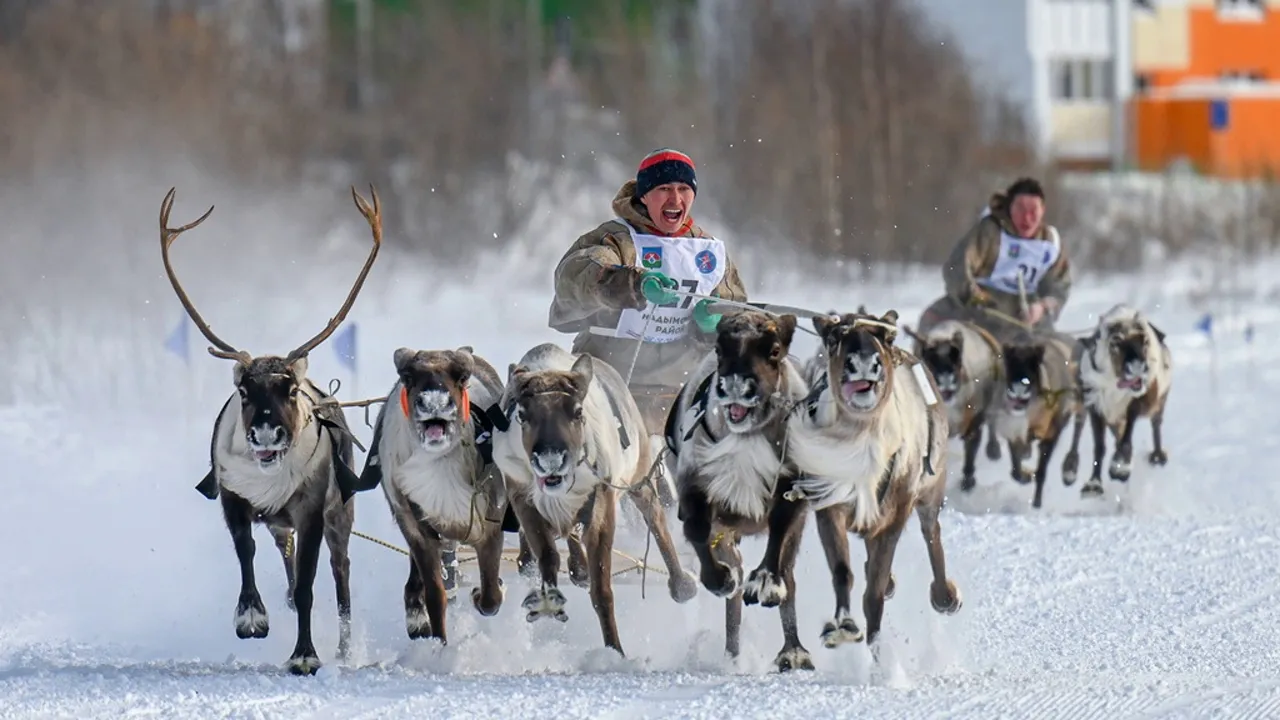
[165,314,189,363]
[1194,312,1213,337]
[334,322,357,373]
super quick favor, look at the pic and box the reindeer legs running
[224,495,269,641]
[815,505,861,648]
[626,477,698,603]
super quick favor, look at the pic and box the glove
[692,299,722,334]
[639,270,680,305]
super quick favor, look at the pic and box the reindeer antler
[159,188,253,364]
[286,185,383,362]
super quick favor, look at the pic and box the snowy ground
[1,244,1278,718]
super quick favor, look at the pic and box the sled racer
[547,148,748,500]
[916,176,1073,338]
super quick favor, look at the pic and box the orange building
[1131,0,1280,178]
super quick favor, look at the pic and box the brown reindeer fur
[988,329,1082,508]
[490,342,697,657]
[1063,304,1173,496]
[665,310,815,670]
[784,309,960,656]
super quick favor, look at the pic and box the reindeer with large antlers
[162,185,382,675]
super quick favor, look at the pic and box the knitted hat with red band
[634,148,697,199]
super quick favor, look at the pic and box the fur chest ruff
[389,448,495,537]
[692,430,784,522]
[508,462,600,534]
[787,422,898,530]
[217,418,327,516]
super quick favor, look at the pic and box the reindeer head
[229,355,313,472]
[907,327,965,405]
[812,307,899,413]
[393,347,475,453]
[506,354,594,495]
[157,185,382,473]
[1000,339,1046,416]
[712,310,797,432]
[1090,307,1156,396]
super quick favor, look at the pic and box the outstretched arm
[550,225,648,330]
[941,218,1001,306]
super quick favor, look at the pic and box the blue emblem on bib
[695,249,717,274]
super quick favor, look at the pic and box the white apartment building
[913,0,1133,168]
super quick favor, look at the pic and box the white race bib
[607,219,728,344]
[977,230,1060,295]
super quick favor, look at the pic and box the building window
[1217,0,1265,21]
[1050,58,1114,101]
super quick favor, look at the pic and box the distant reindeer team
[159,186,1172,676]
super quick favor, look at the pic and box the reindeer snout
[844,353,883,381]
[530,447,571,479]
[248,424,286,447]
[1123,359,1148,378]
[716,374,758,404]
[414,389,455,419]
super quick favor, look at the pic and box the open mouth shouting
[249,445,286,474]
[1117,375,1145,392]
[417,418,453,448]
[725,403,753,424]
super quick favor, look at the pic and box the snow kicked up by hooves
[3,255,1280,719]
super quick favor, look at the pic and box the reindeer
[356,346,514,646]
[663,310,813,671]
[1062,304,1172,497]
[902,319,1004,492]
[489,343,699,656]
[161,185,382,675]
[779,308,960,657]
[987,329,1081,509]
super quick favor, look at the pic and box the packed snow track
[1,265,1277,718]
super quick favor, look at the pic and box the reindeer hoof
[234,598,269,639]
[522,586,567,622]
[516,551,538,580]
[567,566,590,589]
[1109,456,1132,481]
[1080,479,1104,497]
[959,474,976,492]
[742,568,786,607]
[931,579,962,615]
[286,653,322,676]
[821,613,864,648]
[1148,449,1168,466]
[700,561,741,598]
[1011,467,1032,485]
[669,570,699,604]
[985,437,1001,461]
[406,607,431,639]
[1062,453,1079,486]
[775,646,815,672]
[471,580,505,617]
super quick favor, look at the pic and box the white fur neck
[379,382,488,531]
[688,358,808,521]
[215,393,324,515]
[788,354,927,530]
[491,371,632,534]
